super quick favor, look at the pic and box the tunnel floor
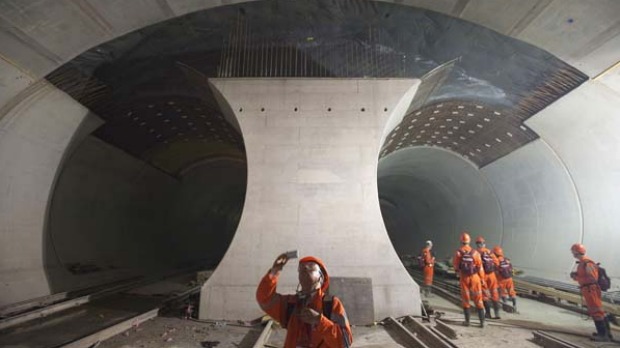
[2,270,619,347]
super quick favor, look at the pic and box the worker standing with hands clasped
[420,240,435,297]
[570,243,612,342]
[453,232,486,328]
[475,236,501,319]
[492,246,517,311]
[256,253,353,348]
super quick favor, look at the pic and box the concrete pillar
[200,78,421,322]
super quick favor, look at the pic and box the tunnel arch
[0,0,619,308]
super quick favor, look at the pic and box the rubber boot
[463,308,471,327]
[592,320,610,342]
[427,286,432,297]
[477,308,485,328]
[511,297,517,312]
[605,317,614,339]
[492,301,501,319]
[483,301,492,319]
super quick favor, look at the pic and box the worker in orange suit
[420,240,435,297]
[475,236,501,319]
[453,232,486,327]
[256,254,353,348]
[570,243,612,342]
[492,246,517,311]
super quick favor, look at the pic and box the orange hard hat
[475,236,485,244]
[492,246,503,256]
[460,232,471,243]
[570,243,586,255]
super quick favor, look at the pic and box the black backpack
[481,251,496,273]
[498,258,513,278]
[587,261,611,292]
[459,250,477,275]
[281,296,334,328]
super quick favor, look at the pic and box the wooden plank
[0,296,92,331]
[435,319,458,340]
[60,309,159,348]
[531,330,586,348]
[252,320,273,348]
[515,279,620,316]
[384,317,429,348]
[402,316,452,348]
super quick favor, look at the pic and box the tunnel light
[485,143,491,148]
[436,104,443,108]
[469,152,475,156]
[467,113,474,117]
[415,111,422,116]
[477,124,483,128]
[460,136,466,140]
[507,132,513,137]
[484,118,490,122]
[447,118,452,122]
[447,131,453,135]
[452,111,459,114]
[496,138,502,143]
[459,121,465,124]
[424,123,430,127]
[411,119,417,123]
[429,117,435,120]
[468,130,475,134]
[440,125,446,128]
[476,105,483,109]
[476,148,481,152]
[520,125,527,131]
[433,110,439,114]
[494,111,502,115]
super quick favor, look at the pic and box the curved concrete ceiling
[39,0,586,171]
[0,0,619,307]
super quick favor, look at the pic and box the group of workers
[420,232,516,328]
[249,235,612,347]
[419,233,613,342]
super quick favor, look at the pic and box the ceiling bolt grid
[380,100,537,167]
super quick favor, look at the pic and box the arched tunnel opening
[1,0,619,345]
[37,0,588,295]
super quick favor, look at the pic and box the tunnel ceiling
[45,0,587,173]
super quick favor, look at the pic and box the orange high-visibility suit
[495,255,516,299]
[572,256,605,321]
[477,246,500,302]
[453,245,485,309]
[256,257,353,348]
[421,246,435,286]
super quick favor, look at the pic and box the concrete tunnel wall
[0,0,619,308]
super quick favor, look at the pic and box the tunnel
[0,0,619,343]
